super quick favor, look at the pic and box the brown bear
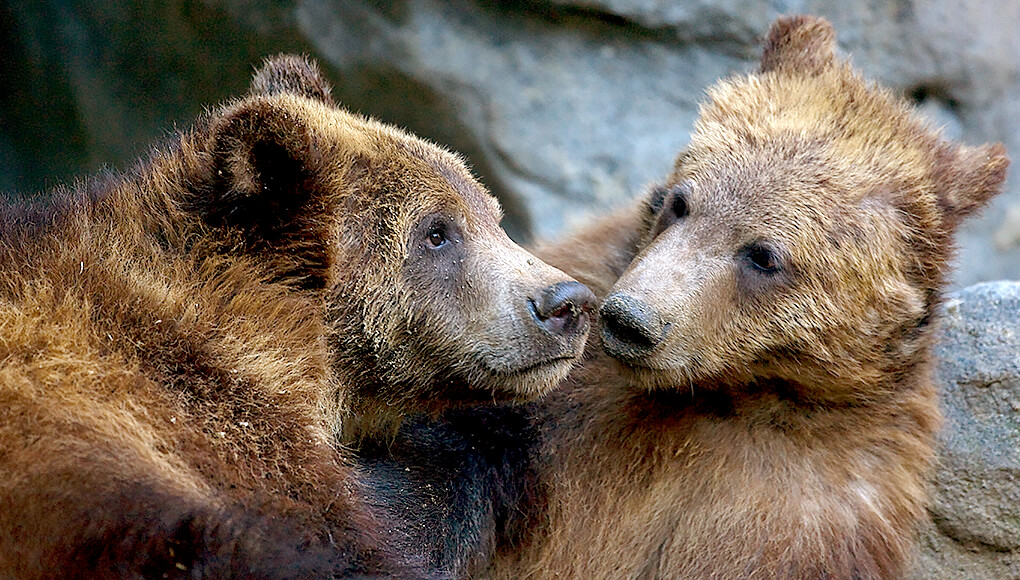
[0,55,593,578]
[494,15,1009,579]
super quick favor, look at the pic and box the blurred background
[2,0,1019,286]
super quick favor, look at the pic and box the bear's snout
[529,281,596,339]
[600,292,669,359]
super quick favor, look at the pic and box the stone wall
[3,0,1019,284]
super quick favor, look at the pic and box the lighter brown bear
[500,15,1009,580]
[0,55,592,578]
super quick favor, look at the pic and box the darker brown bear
[499,15,1009,580]
[0,55,592,578]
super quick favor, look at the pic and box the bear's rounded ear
[250,54,335,106]
[934,142,1009,228]
[201,100,323,238]
[759,15,836,76]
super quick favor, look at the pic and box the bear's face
[195,57,594,423]
[598,17,1007,399]
[604,140,926,396]
[319,121,596,412]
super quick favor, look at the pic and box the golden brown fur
[0,55,591,577]
[499,15,1009,579]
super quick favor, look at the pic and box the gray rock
[293,0,740,238]
[3,1,1018,283]
[909,281,1020,579]
[289,0,1020,284]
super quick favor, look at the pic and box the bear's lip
[500,354,577,376]
[483,350,583,377]
[611,353,673,374]
[600,321,671,362]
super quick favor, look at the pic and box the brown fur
[499,16,1009,579]
[0,55,590,577]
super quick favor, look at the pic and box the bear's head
[599,16,1008,400]
[188,56,595,434]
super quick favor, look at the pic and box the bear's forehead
[692,68,939,189]
[399,139,502,226]
[681,142,847,208]
[308,100,503,225]
[674,146,913,254]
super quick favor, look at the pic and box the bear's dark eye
[648,185,670,215]
[427,226,448,248]
[649,182,692,219]
[743,242,783,275]
[670,190,689,219]
[649,181,693,238]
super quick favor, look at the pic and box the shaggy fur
[359,404,542,578]
[495,15,1009,579]
[0,54,592,578]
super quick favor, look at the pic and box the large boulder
[292,0,1020,284]
[2,0,1019,282]
[910,281,1020,578]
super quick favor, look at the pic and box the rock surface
[913,281,1020,579]
[2,0,1019,282]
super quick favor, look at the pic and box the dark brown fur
[0,55,590,578]
[498,16,1009,579]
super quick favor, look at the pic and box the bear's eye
[648,185,670,214]
[670,190,689,219]
[649,181,692,238]
[427,226,448,248]
[743,242,783,274]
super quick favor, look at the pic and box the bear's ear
[201,99,323,238]
[760,15,836,76]
[250,54,335,106]
[934,142,1009,228]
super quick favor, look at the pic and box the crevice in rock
[930,512,1019,554]
[473,0,758,57]
[909,82,961,114]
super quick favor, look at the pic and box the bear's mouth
[504,354,577,376]
[614,355,676,376]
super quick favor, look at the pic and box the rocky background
[2,1,1017,575]
[921,281,1020,579]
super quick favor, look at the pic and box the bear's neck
[329,370,459,446]
[531,356,941,580]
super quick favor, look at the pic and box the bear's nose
[530,281,597,337]
[600,293,668,359]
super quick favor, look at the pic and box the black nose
[531,281,596,337]
[600,293,668,358]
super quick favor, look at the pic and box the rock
[293,0,739,238]
[909,281,1020,579]
[2,1,1018,282]
[289,0,1020,285]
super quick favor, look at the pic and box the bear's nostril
[600,293,667,358]
[547,303,573,320]
[531,281,597,337]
